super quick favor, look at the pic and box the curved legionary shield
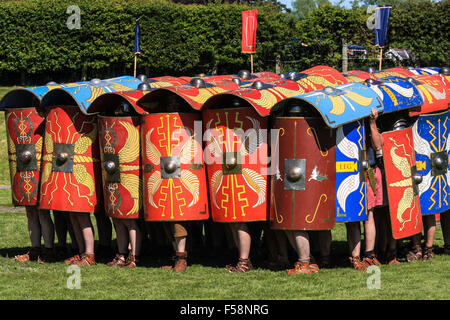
[382,128,423,239]
[408,67,440,75]
[408,74,450,116]
[5,108,45,206]
[203,106,269,222]
[292,83,383,128]
[99,115,141,219]
[343,70,376,83]
[373,68,416,79]
[141,112,208,221]
[39,105,101,213]
[89,90,147,219]
[412,110,450,215]
[289,83,383,222]
[40,76,141,114]
[270,117,336,230]
[335,121,369,222]
[1,85,58,206]
[364,76,423,113]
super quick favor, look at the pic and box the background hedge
[0,0,448,85]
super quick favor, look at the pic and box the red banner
[241,10,258,53]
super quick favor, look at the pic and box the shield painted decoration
[203,106,269,222]
[373,68,416,79]
[99,116,141,219]
[412,110,450,215]
[5,107,45,206]
[408,74,450,116]
[270,117,336,230]
[39,106,101,213]
[335,120,368,222]
[40,76,141,114]
[363,76,423,113]
[343,70,376,83]
[141,112,209,221]
[382,128,423,239]
[292,83,383,128]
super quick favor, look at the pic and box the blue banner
[134,17,140,54]
[374,5,392,47]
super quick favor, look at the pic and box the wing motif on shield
[206,115,266,210]
[336,126,360,212]
[371,82,415,100]
[145,126,201,209]
[412,123,432,195]
[388,141,413,225]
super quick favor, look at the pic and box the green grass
[0,211,449,300]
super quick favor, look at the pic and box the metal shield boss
[203,107,268,222]
[270,117,336,230]
[141,112,209,221]
[5,107,45,206]
[412,110,450,215]
[99,116,141,219]
[335,121,369,222]
[382,128,423,239]
[39,106,101,213]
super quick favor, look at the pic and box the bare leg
[292,230,310,262]
[231,223,251,260]
[123,219,142,257]
[364,209,376,253]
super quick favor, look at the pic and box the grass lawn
[0,86,448,300]
[0,211,448,300]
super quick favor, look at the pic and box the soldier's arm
[368,108,383,151]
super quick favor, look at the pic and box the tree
[292,0,331,19]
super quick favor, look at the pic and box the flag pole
[250,53,254,74]
[378,47,383,71]
[134,54,138,78]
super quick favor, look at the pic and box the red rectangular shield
[382,128,423,239]
[241,10,258,53]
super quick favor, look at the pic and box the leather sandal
[14,247,41,262]
[349,256,369,271]
[406,245,422,262]
[422,246,434,261]
[226,258,253,273]
[65,254,81,265]
[71,253,96,266]
[286,261,314,275]
[124,254,138,268]
[173,251,187,272]
[107,254,127,267]
[362,253,381,266]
